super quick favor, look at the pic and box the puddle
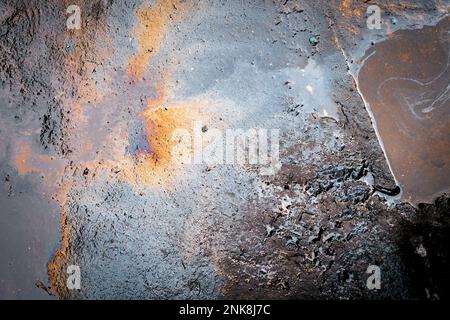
[0,150,60,299]
[357,16,450,205]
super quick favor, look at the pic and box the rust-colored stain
[134,88,214,184]
[338,0,422,20]
[127,0,188,79]
[358,17,450,205]
[15,143,34,176]
[14,141,65,187]
[383,2,422,15]
[46,179,72,298]
[338,0,364,17]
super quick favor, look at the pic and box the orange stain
[338,0,364,18]
[129,89,213,185]
[14,142,65,191]
[15,144,34,176]
[127,0,188,79]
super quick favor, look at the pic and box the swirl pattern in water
[358,16,450,205]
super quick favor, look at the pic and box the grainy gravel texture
[0,0,449,299]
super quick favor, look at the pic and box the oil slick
[127,0,188,79]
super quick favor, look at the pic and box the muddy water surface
[358,17,450,205]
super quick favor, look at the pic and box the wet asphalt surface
[0,0,449,299]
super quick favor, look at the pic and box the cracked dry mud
[0,0,449,299]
